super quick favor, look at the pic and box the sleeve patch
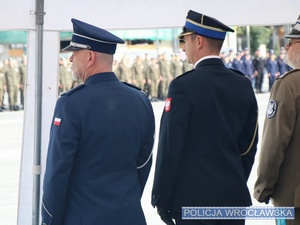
[164,98,172,112]
[267,99,277,119]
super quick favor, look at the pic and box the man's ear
[196,35,203,49]
[87,51,95,65]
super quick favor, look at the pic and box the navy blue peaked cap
[63,18,124,54]
[178,10,234,40]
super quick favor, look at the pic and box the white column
[18,30,60,225]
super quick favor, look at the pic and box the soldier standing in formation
[232,52,245,74]
[131,56,145,89]
[0,61,6,112]
[19,55,27,109]
[143,53,151,96]
[252,48,266,93]
[266,50,280,91]
[182,57,194,73]
[170,53,183,79]
[147,57,160,101]
[116,56,130,83]
[243,53,255,87]
[4,58,20,111]
[157,53,170,100]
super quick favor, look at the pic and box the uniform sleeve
[151,79,191,208]
[42,96,80,225]
[137,98,155,195]
[239,98,258,180]
[254,80,295,202]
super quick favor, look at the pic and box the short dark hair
[205,37,224,51]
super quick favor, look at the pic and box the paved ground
[0,91,276,225]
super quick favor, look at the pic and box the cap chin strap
[74,32,117,44]
[69,41,91,50]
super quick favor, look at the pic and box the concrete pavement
[0,92,276,225]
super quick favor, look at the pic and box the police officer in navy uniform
[42,18,155,225]
[151,10,258,225]
[232,51,246,74]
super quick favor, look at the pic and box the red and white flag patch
[54,117,61,126]
[165,98,172,112]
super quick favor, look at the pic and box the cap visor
[284,33,300,39]
[178,31,194,39]
[62,45,84,52]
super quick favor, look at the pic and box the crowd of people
[60,45,293,101]
[0,44,293,113]
[221,46,292,93]
[113,52,194,101]
[0,56,27,112]
[58,51,194,101]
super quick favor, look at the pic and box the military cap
[63,18,124,54]
[284,15,300,39]
[178,10,234,40]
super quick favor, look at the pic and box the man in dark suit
[151,10,258,225]
[42,18,155,225]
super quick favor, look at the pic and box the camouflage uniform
[0,62,6,111]
[147,58,160,101]
[19,56,27,108]
[170,54,183,79]
[4,59,20,111]
[116,57,131,83]
[157,53,170,98]
[131,56,144,89]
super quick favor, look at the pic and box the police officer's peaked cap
[284,15,300,39]
[63,18,124,54]
[178,10,234,40]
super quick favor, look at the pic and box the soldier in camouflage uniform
[147,58,160,101]
[116,56,131,83]
[4,58,20,111]
[19,55,27,109]
[182,58,194,73]
[143,53,151,96]
[157,53,170,99]
[131,56,144,89]
[170,53,184,79]
[0,61,6,112]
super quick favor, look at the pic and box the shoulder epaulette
[122,82,141,91]
[122,82,148,96]
[60,84,85,97]
[174,69,195,79]
[277,69,300,80]
[229,68,246,77]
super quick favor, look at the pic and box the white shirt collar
[194,55,221,68]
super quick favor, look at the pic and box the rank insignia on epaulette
[267,99,277,119]
[165,98,172,112]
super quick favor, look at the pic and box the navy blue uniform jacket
[152,58,258,212]
[42,72,155,225]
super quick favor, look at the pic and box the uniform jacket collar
[195,57,224,69]
[85,72,118,85]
